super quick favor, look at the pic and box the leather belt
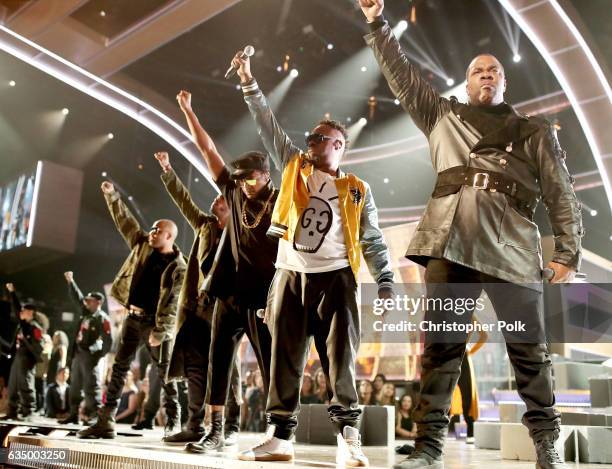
[432,166,538,209]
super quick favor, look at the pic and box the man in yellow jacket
[234,53,394,467]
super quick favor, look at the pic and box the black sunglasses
[305,133,336,146]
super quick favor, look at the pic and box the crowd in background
[0,290,419,441]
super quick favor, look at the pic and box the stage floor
[2,418,612,468]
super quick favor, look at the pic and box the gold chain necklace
[241,189,275,229]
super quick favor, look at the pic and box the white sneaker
[466,436,475,444]
[337,426,369,467]
[238,429,294,462]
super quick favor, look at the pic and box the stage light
[137,164,144,170]
[8,80,15,86]
[361,66,368,72]
[346,117,352,123]
[276,66,282,72]
[100,10,106,17]
[513,53,522,63]
[394,99,400,105]
[194,177,199,183]
[101,171,107,177]
[128,195,133,201]
[290,68,299,78]
[590,209,597,216]
[383,177,389,184]
[61,107,69,115]
[304,131,309,136]
[107,133,114,139]
[235,84,241,90]
[446,78,455,87]
[358,117,367,126]
[327,43,334,50]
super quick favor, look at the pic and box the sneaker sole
[342,460,369,468]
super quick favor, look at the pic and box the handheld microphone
[225,45,255,80]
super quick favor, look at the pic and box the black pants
[68,349,101,416]
[266,267,361,439]
[105,315,179,421]
[414,259,560,458]
[7,352,36,416]
[177,315,242,431]
[207,297,271,407]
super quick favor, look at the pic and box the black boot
[535,437,568,469]
[58,413,79,425]
[77,407,116,439]
[224,403,241,446]
[163,427,204,445]
[185,411,224,453]
[164,417,179,439]
[392,450,443,469]
[131,417,154,430]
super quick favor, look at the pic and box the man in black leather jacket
[360,1,582,468]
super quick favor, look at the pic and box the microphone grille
[244,45,255,57]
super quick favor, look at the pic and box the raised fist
[154,152,170,171]
[64,271,74,283]
[231,51,253,83]
[358,0,384,22]
[100,181,115,194]
[176,90,192,112]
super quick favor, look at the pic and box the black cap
[230,151,270,180]
[85,292,105,302]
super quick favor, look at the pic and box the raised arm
[233,52,301,171]
[5,283,20,319]
[155,152,215,230]
[177,91,225,181]
[534,123,583,282]
[360,0,450,136]
[101,181,146,249]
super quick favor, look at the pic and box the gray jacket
[243,84,393,288]
[365,22,583,288]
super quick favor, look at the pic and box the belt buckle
[472,172,489,190]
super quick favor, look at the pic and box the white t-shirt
[275,169,350,273]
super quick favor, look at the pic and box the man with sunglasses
[233,53,394,466]
[78,181,185,440]
[176,90,277,454]
[153,152,243,447]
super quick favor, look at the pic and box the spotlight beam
[0,25,219,193]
